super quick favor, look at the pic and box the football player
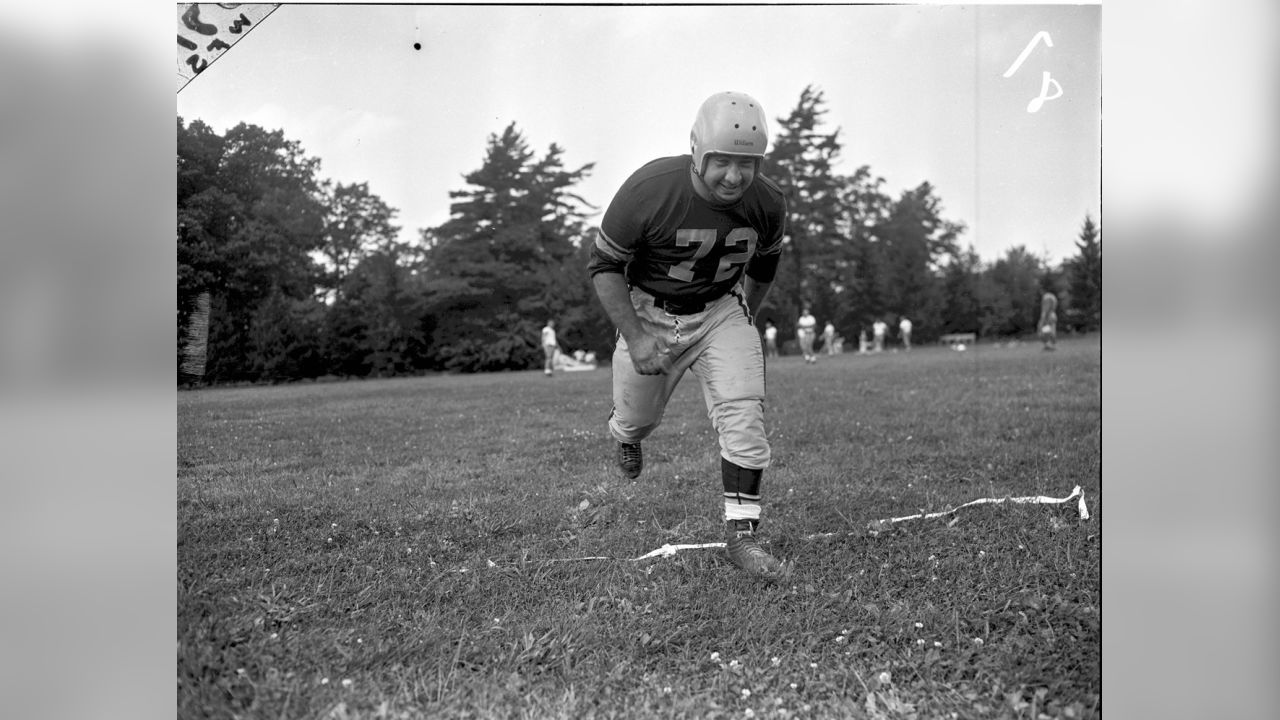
[588,91,789,580]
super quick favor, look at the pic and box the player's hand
[628,334,673,375]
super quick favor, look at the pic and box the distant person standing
[763,320,779,359]
[822,321,837,355]
[898,316,913,351]
[1039,292,1058,351]
[541,319,559,375]
[858,328,870,354]
[872,319,888,352]
[797,307,818,363]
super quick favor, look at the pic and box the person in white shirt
[872,319,888,352]
[1038,292,1058,351]
[540,319,559,375]
[898,316,913,351]
[796,307,817,363]
[822,321,836,355]
[763,320,779,359]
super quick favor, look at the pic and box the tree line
[177,84,1100,385]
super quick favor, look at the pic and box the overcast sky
[176,2,1101,264]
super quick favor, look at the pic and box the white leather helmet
[690,91,769,176]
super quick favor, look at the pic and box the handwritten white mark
[1003,31,1053,78]
[1027,72,1064,113]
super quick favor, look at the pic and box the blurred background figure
[763,320,779,359]
[872,318,888,352]
[797,306,817,363]
[899,316,913,350]
[541,318,559,374]
[1038,292,1058,351]
[822,321,836,355]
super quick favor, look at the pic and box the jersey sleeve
[587,173,652,278]
[744,193,787,283]
[587,228,629,277]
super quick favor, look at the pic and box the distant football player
[540,319,558,375]
[588,91,789,580]
[1039,292,1058,351]
[822,321,837,355]
[797,307,817,363]
[898,316,913,351]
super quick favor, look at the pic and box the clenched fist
[627,333,673,375]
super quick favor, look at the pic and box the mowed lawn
[177,335,1101,720]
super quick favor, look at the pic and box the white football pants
[608,286,770,470]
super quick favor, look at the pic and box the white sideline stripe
[486,486,1090,567]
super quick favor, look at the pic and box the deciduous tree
[318,181,403,302]
[325,248,427,377]
[177,119,326,382]
[980,245,1044,337]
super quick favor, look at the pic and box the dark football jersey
[589,155,787,304]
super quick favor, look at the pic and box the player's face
[697,154,757,204]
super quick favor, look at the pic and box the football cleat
[725,519,788,580]
[617,441,643,479]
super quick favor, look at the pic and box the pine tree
[1066,214,1101,332]
[762,85,848,335]
[420,123,594,372]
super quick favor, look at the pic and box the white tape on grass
[482,486,1091,568]
[814,484,1091,540]
[538,542,729,564]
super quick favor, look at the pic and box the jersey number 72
[666,228,758,283]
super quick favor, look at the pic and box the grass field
[177,335,1101,719]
